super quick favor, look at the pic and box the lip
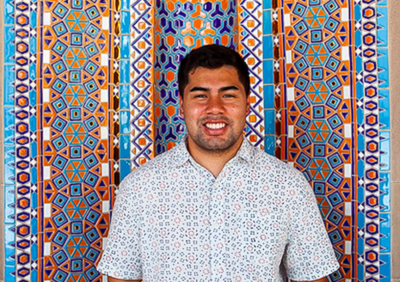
[202,121,228,135]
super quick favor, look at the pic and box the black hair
[177,44,250,99]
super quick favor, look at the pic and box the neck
[187,136,243,178]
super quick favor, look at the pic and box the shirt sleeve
[283,176,340,281]
[96,173,142,279]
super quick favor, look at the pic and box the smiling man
[97,44,339,281]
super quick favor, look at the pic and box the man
[97,44,339,281]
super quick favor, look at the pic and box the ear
[245,93,250,115]
[179,93,185,118]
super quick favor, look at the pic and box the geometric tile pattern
[1,0,392,281]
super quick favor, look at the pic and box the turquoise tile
[120,110,130,134]
[31,216,38,235]
[30,10,37,28]
[121,11,130,34]
[263,10,272,35]
[4,26,15,64]
[31,269,38,282]
[357,159,365,178]
[263,85,274,108]
[30,87,37,105]
[356,56,363,75]
[357,210,365,230]
[4,185,14,224]
[5,265,16,282]
[263,0,271,9]
[264,109,274,134]
[356,107,364,125]
[263,35,273,60]
[120,84,130,110]
[30,34,37,54]
[121,0,129,10]
[4,0,15,24]
[377,7,388,46]
[380,172,390,212]
[120,134,130,158]
[380,213,391,253]
[379,131,390,171]
[263,60,274,84]
[4,224,15,265]
[357,132,365,151]
[120,60,130,84]
[378,48,389,88]
[120,159,131,181]
[31,166,37,185]
[380,254,391,282]
[356,81,364,99]
[121,35,130,59]
[378,0,387,5]
[379,89,390,129]
[357,233,364,253]
[4,146,15,185]
[355,30,362,47]
[357,263,365,281]
[4,107,15,146]
[264,136,275,156]
[4,65,15,106]
[354,3,361,21]
[31,241,38,260]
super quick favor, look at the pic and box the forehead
[187,66,241,86]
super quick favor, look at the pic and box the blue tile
[379,131,390,171]
[263,60,274,84]
[379,89,390,129]
[121,0,129,10]
[120,134,130,158]
[30,87,37,105]
[378,0,387,5]
[357,159,365,178]
[4,224,15,265]
[356,107,364,125]
[357,210,365,230]
[120,110,130,134]
[4,26,15,64]
[121,35,130,60]
[264,110,274,134]
[378,48,389,88]
[356,81,364,99]
[355,30,362,48]
[5,265,16,282]
[120,60,130,84]
[4,185,14,224]
[263,85,274,108]
[30,10,37,28]
[4,65,15,106]
[120,84,130,110]
[121,11,130,34]
[4,0,15,24]
[263,10,272,35]
[4,107,15,145]
[120,159,131,181]
[263,35,273,60]
[31,166,37,185]
[31,241,38,260]
[263,0,271,9]
[380,213,391,253]
[357,132,365,151]
[354,3,362,21]
[380,172,390,212]
[377,7,388,47]
[31,216,38,236]
[30,35,37,54]
[380,254,391,282]
[357,262,365,281]
[357,232,365,253]
[264,136,275,156]
[4,146,15,185]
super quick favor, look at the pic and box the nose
[205,96,224,115]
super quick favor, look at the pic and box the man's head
[178,44,250,99]
[178,45,251,157]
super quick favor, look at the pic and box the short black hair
[178,44,250,99]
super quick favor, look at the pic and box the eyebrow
[189,85,239,93]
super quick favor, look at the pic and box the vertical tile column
[238,0,265,150]
[3,0,17,279]
[154,0,238,154]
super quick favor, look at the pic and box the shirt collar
[171,135,254,168]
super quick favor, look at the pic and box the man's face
[179,66,250,154]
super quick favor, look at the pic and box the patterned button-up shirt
[97,137,339,281]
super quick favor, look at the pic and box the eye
[223,93,235,98]
[194,94,207,98]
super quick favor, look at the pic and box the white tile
[345,202,352,216]
[101,54,108,66]
[286,51,292,64]
[101,127,108,139]
[44,12,51,25]
[43,127,50,141]
[341,8,349,22]
[287,87,294,101]
[102,163,109,177]
[284,14,291,27]
[44,242,51,256]
[43,50,50,64]
[345,240,351,254]
[345,124,351,138]
[343,86,350,99]
[44,166,50,180]
[288,125,294,138]
[43,88,50,103]
[101,89,108,103]
[103,238,108,250]
[345,164,351,178]
[44,203,51,218]
[342,46,349,61]
[102,16,109,30]
[102,200,110,213]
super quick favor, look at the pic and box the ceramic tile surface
[2,0,391,281]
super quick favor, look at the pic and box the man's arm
[292,277,328,282]
[108,277,142,282]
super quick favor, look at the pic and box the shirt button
[215,265,221,270]
[214,182,219,188]
[214,223,219,228]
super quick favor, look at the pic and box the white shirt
[97,137,339,281]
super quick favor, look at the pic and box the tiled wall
[0,0,394,281]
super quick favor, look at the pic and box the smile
[204,123,226,129]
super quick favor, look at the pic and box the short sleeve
[96,173,142,279]
[283,177,340,280]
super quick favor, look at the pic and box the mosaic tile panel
[1,0,393,281]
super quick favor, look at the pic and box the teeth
[205,123,226,129]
